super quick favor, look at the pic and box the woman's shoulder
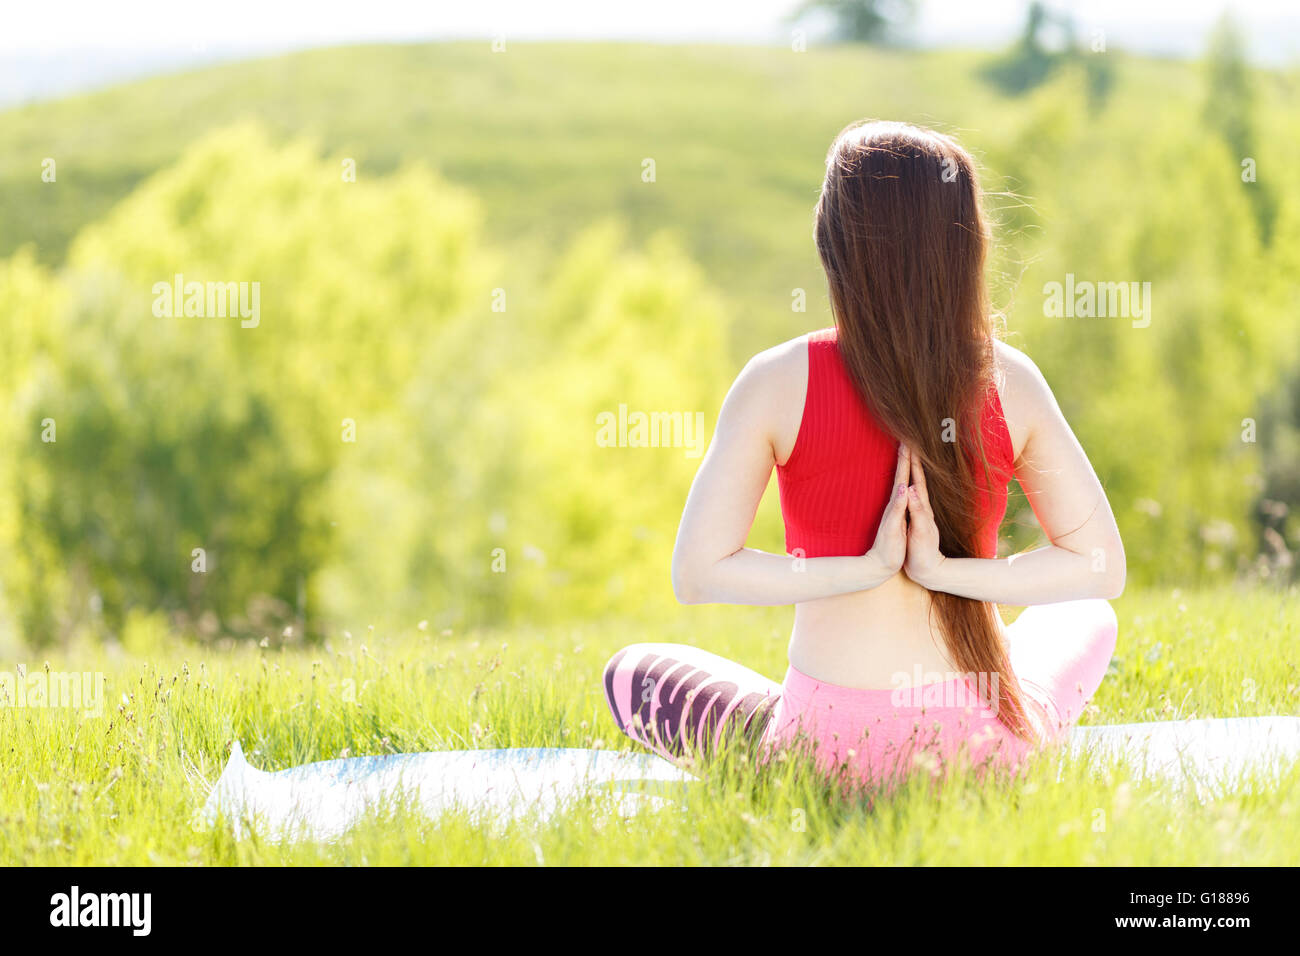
[992,339,1056,462]
[737,328,832,386]
[993,338,1035,377]
[724,330,832,460]
[993,339,1053,404]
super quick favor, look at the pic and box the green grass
[2,584,1297,865]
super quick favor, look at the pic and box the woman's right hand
[903,448,947,588]
[864,443,912,580]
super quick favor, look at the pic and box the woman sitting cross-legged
[601,120,1123,791]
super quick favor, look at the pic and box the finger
[907,486,933,525]
[887,480,909,525]
[905,491,925,538]
[909,455,933,516]
[908,449,928,500]
[892,442,910,491]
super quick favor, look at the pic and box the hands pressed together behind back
[865,443,947,588]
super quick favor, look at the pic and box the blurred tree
[1252,372,1300,583]
[1081,49,1115,115]
[484,224,730,626]
[0,124,493,644]
[0,123,732,645]
[1203,10,1276,244]
[982,1,1113,113]
[982,2,1062,95]
[790,0,918,44]
[1203,12,1255,163]
[1246,189,1300,583]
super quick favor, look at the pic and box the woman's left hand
[903,452,947,588]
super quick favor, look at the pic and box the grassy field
[3,584,1297,866]
[3,39,1298,866]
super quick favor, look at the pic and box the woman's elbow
[670,558,707,605]
[1095,550,1126,600]
[673,577,705,605]
[1099,567,1126,600]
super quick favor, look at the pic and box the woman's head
[814,120,992,385]
[813,120,1037,742]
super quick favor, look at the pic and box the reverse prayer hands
[863,442,947,588]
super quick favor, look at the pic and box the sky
[1,0,1295,106]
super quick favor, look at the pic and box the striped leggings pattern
[600,600,1119,782]
[601,644,781,760]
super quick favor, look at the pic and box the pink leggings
[601,599,1117,790]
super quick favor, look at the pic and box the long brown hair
[813,119,1038,743]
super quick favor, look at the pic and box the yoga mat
[202,717,1300,842]
[201,742,692,842]
[1064,716,1300,792]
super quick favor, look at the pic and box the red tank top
[776,327,1015,560]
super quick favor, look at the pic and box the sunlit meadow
[2,584,1297,866]
[1,31,1297,865]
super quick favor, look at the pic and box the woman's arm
[904,343,1126,604]
[671,341,911,606]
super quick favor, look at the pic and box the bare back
[777,339,1031,688]
[670,332,1124,688]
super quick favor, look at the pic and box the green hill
[1,41,1298,642]
[8,41,1295,359]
